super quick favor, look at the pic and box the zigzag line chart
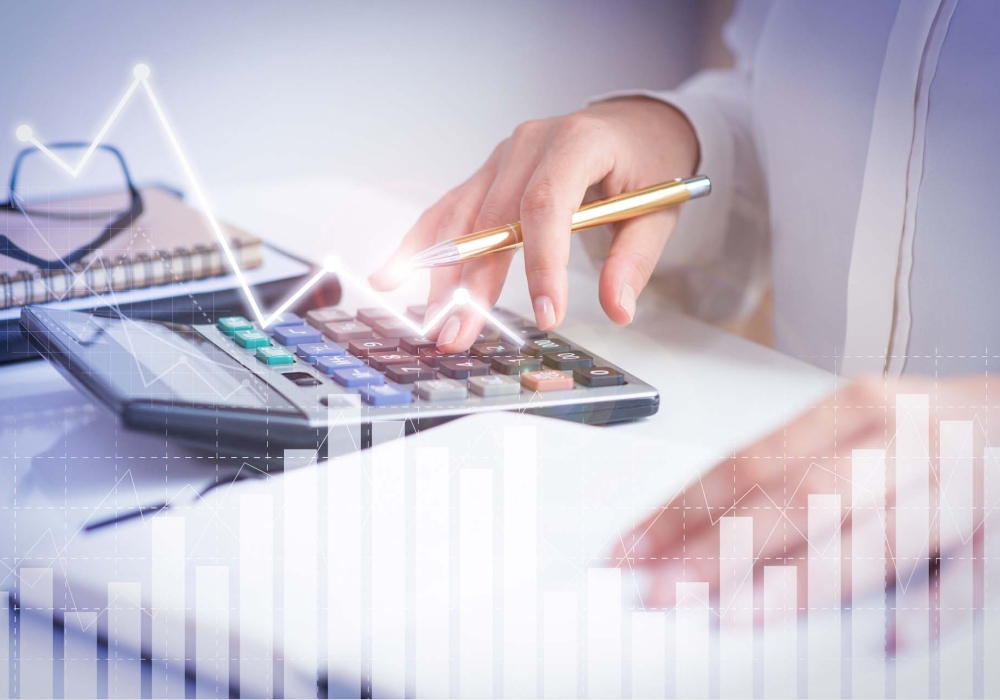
[14,64,522,345]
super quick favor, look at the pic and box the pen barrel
[570,178,695,230]
[447,176,709,264]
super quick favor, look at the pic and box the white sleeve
[587,0,773,323]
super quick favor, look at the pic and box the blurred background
[1,1,731,204]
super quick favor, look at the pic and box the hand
[369,98,699,351]
[616,375,995,609]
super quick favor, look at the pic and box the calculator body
[20,303,659,457]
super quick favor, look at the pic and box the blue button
[315,354,364,374]
[296,342,345,363]
[360,382,413,406]
[272,324,322,346]
[268,312,304,329]
[332,367,386,388]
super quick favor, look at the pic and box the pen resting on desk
[0,186,261,309]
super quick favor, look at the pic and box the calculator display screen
[54,312,289,412]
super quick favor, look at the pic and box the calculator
[20,302,659,456]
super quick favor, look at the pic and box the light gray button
[415,378,468,401]
[469,374,521,397]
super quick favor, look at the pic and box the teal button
[217,316,253,335]
[235,330,271,348]
[256,346,295,365]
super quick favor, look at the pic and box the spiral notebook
[0,186,262,310]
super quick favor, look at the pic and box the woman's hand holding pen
[369,97,699,352]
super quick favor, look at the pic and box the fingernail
[618,283,636,322]
[533,295,556,330]
[437,315,461,347]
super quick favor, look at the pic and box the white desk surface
[0,178,841,693]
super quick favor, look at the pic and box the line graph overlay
[16,64,524,346]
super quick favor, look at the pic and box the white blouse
[610,0,998,377]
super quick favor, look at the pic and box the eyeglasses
[0,142,144,270]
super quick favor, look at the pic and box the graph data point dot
[133,64,150,80]
[323,256,340,272]
[15,125,32,143]
[177,356,187,364]
[452,288,470,305]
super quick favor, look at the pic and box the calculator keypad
[214,304,628,408]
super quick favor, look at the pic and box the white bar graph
[0,592,8,700]
[327,448,364,698]
[631,611,665,699]
[151,517,186,699]
[939,420,974,698]
[371,422,406,699]
[986,447,1000,699]
[240,494,274,698]
[807,494,841,699]
[283,449,319,699]
[895,394,929,698]
[20,567,53,699]
[851,449,886,699]
[763,566,797,699]
[196,566,230,698]
[543,591,578,699]
[503,425,538,699]
[459,469,494,698]
[108,582,141,699]
[414,446,450,698]
[720,516,753,699]
[675,582,709,700]
[587,568,621,699]
[63,611,97,699]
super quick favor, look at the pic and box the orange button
[520,369,574,392]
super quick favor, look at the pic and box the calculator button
[269,312,304,328]
[438,358,490,379]
[400,336,436,354]
[348,338,399,356]
[418,348,465,368]
[542,350,594,371]
[217,316,253,335]
[574,366,626,387]
[415,378,468,401]
[385,364,437,383]
[315,354,364,374]
[516,324,549,340]
[324,321,375,342]
[474,328,502,343]
[471,341,519,357]
[273,324,323,346]
[373,318,418,339]
[360,383,413,406]
[357,307,394,325]
[281,371,322,387]
[490,355,542,375]
[469,374,522,397]
[296,342,346,363]
[524,338,570,357]
[368,352,417,371]
[306,307,353,327]
[332,367,386,388]
[406,304,428,320]
[256,346,295,365]
[520,369,574,392]
[234,330,271,348]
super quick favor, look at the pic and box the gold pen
[410,175,711,268]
